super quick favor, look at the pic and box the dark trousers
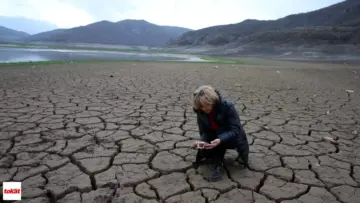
[195,138,249,166]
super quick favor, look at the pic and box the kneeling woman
[191,85,249,181]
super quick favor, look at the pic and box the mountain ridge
[0,25,30,42]
[23,19,192,46]
[169,0,360,46]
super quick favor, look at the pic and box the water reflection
[0,48,204,63]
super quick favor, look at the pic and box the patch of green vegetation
[0,60,76,67]
[199,56,240,64]
[0,59,214,67]
[0,56,276,68]
[0,42,172,55]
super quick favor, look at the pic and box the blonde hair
[192,85,219,110]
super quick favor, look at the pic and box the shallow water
[0,48,205,63]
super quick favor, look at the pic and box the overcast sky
[0,0,344,30]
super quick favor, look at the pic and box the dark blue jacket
[194,90,247,144]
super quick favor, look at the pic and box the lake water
[0,48,206,63]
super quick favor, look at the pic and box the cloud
[0,0,344,29]
[57,0,344,29]
[0,0,94,28]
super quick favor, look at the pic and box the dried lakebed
[0,61,359,203]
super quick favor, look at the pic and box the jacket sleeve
[196,114,207,142]
[217,102,242,143]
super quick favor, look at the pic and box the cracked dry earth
[0,61,359,203]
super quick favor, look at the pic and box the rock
[283,124,309,135]
[142,131,186,143]
[294,170,324,187]
[135,182,157,199]
[313,165,357,187]
[165,191,205,203]
[81,187,114,203]
[11,141,54,154]
[271,144,312,156]
[184,131,200,139]
[117,164,159,186]
[0,140,12,156]
[95,164,158,188]
[331,185,360,203]
[201,189,220,202]
[266,167,293,181]
[186,168,236,193]
[96,130,131,143]
[252,131,281,142]
[113,152,152,165]
[243,123,262,134]
[0,155,15,168]
[13,152,48,167]
[14,134,42,146]
[58,192,81,203]
[78,157,111,173]
[330,149,360,165]
[75,117,102,124]
[13,165,49,181]
[94,167,117,188]
[248,153,282,171]
[111,187,159,203]
[42,128,85,140]
[156,141,176,151]
[282,187,339,203]
[213,188,274,203]
[227,164,264,190]
[45,163,92,199]
[22,174,46,199]
[175,140,196,148]
[41,154,70,170]
[318,155,350,170]
[60,135,93,156]
[46,140,66,153]
[309,123,333,132]
[0,131,18,140]
[151,151,192,173]
[130,126,154,137]
[2,122,36,132]
[72,145,117,159]
[0,168,17,182]
[354,166,360,184]
[283,156,317,170]
[253,139,273,147]
[171,148,197,158]
[18,197,50,203]
[260,175,308,200]
[121,138,157,154]
[250,144,276,154]
[301,141,336,155]
[148,172,190,201]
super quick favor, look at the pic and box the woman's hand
[191,141,207,149]
[205,138,221,149]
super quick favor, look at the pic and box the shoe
[236,155,248,167]
[236,156,244,165]
[192,162,200,169]
[207,164,222,182]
